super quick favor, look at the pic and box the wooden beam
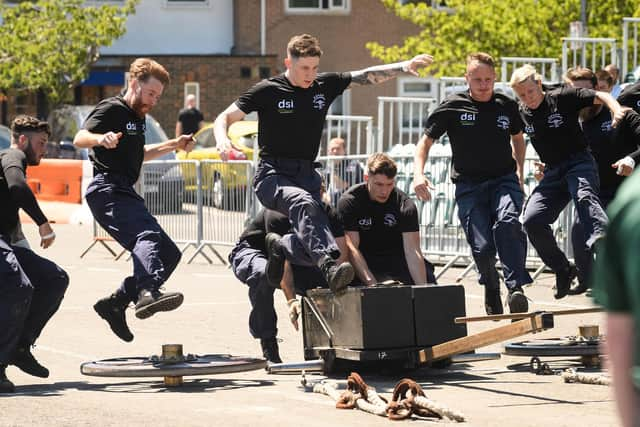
[455,307,603,324]
[419,313,554,363]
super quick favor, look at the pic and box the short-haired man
[1,116,69,393]
[339,153,436,286]
[74,58,195,342]
[510,64,626,299]
[563,67,640,295]
[214,34,432,294]
[175,94,204,138]
[325,137,364,205]
[413,53,531,315]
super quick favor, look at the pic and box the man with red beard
[0,116,69,393]
[74,58,195,342]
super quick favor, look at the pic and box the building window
[184,82,200,108]
[285,0,349,14]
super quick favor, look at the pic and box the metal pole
[260,0,266,55]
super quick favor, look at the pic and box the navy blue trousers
[0,238,68,364]
[253,158,340,265]
[455,173,532,290]
[86,173,181,303]
[523,151,607,274]
[229,240,327,340]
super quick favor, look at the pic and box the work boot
[94,292,134,342]
[484,286,503,316]
[135,289,184,320]
[554,264,577,300]
[568,281,590,295]
[260,337,283,364]
[265,233,285,287]
[319,257,354,294]
[507,287,529,314]
[0,365,15,393]
[10,346,49,378]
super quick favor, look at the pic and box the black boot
[554,264,577,300]
[134,289,184,319]
[0,365,15,393]
[484,286,503,315]
[507,287,529,314]
[319,256,354,294]
[568,281,590,295]
[94,292,134,342]
[9,347,49,378]
[265,233,285,287]
[260,337,283,364]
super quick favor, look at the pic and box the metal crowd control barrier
[622,17,640,77]
[500,57,558,82]
[376,96,438,152]
[562,37,617,75]
[325,114,374,155]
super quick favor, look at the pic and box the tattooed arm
[348,53,433,87]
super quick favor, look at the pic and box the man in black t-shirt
[214,33,432,294]
[0,116,69,393]
[413,53,531,316]
[510,64,627,299]
[563,68,640,295]
[175,94,204,137]
[339,153,436,286]
[73,58,195,342]
[228,202,347,363]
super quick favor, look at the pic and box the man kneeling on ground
[338,153,437,286]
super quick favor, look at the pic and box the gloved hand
[288,298,301,331]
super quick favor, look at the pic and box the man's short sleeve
[423,104,449,140]
[337,191,359,231]
[83,101,115,134]
[562,87,596,111]
[399,197,420,233]
[326,204,345,238]
[507,99,525,135]
[236,80,269,114]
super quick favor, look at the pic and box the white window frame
[184,82,200,109]
[396,77,439,134]
[164,0,210,8]
[285,0,350,15]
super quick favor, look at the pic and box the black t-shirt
[235,73,352,160]
[178,107,204,135]
[338,183,418,260]
[239,204,343,252]
[83,96,147,183]
[423,92,522,181]
[582,107,640,195]
[0,149,47,236]
[518,86,596,164]
[618,81,640,113]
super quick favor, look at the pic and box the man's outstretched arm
[348,54,433,87]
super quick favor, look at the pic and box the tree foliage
[368,0,640,78]
[0,0,137,107]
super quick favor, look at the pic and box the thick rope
[561,368,611,386]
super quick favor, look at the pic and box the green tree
[0,0,137,108]
[368,0,640,77]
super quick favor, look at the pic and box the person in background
[175,94,204,138]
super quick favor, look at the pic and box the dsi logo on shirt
[277,99,295,114]
[125,121,138,135]
[312,94,326,110]
[459,112,476,126]
[496,115,510,130]
[547,113,564,128]
[358,217,372,230]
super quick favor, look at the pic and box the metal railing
[622,17,640,78]
[376,96,438,152]
[500,57,559,82]
[562,37,617,75]
[325,114,374,155]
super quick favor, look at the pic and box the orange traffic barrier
[27,159,83,203]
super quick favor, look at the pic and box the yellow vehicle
[176,120,256,209]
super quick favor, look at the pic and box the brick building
[1,1,427,137]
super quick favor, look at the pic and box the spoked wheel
[81,354,267,378]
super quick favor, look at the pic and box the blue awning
[81,71,125,86]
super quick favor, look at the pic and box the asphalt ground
[0,224,618,427]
